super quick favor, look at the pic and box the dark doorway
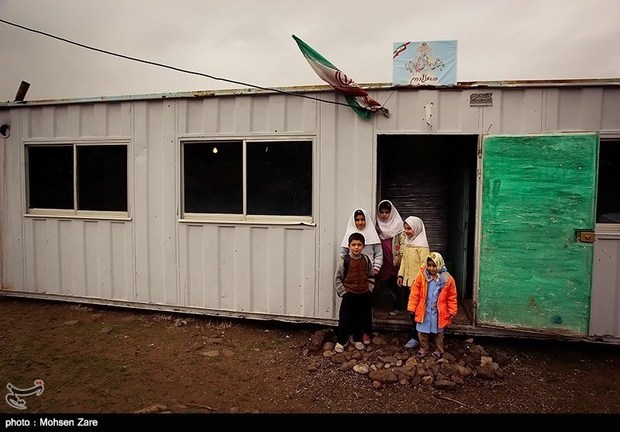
[375,134,478,326]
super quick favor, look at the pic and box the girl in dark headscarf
[375,200,405,316]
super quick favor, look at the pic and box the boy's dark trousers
[389,278,410,311]
[337,291,373,345]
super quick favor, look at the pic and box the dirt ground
[1,297,619,416]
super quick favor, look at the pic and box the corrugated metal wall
[1,95,326,321]
[14,102,135,303]
[1,84,620,337]
[591,232,620,338]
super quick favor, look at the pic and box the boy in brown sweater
[334,232,375,352]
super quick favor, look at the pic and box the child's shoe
[404,338,419,349]
[362,334,372,345]
[334,343,345,353]
[432,351,443,359]
[354,341,365,350]
[417,349,428,357]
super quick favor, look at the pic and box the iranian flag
[292,35,386,119]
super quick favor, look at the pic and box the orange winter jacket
[407,266,458,329]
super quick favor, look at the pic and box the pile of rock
[308,330,510,389]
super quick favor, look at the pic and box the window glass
[597,140,620,224]
[247,141,312,216]
[27,143,128,214]
[28,146,73,209]
[184,141,243,214]
[77,145,127,211]
[182,139,312,219]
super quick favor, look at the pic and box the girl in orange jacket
[407,252,458,358]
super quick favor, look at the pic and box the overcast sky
[1,0,619,102]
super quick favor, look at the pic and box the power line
[0,17,359,108]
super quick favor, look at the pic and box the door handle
[575,230,595,243]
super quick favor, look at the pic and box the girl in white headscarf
[397,216,430,288]
[375,200,406,315]
[398,215,430,349]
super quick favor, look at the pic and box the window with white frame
[182,139,313,220]
[26,143,128,215]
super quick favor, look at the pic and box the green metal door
[478,134,598,336]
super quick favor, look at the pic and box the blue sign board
[393,40,457,86]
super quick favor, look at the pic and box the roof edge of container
[2,78,619,108]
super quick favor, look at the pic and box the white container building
[1,79,619,343]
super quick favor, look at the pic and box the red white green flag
[292,35,388,119]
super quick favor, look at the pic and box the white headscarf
[404,216,429,248]
[376,200,404,240]
[340,208,381,247]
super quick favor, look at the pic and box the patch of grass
[151,314,179,322]
[202,319,237,329]
[69,304,94,312]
